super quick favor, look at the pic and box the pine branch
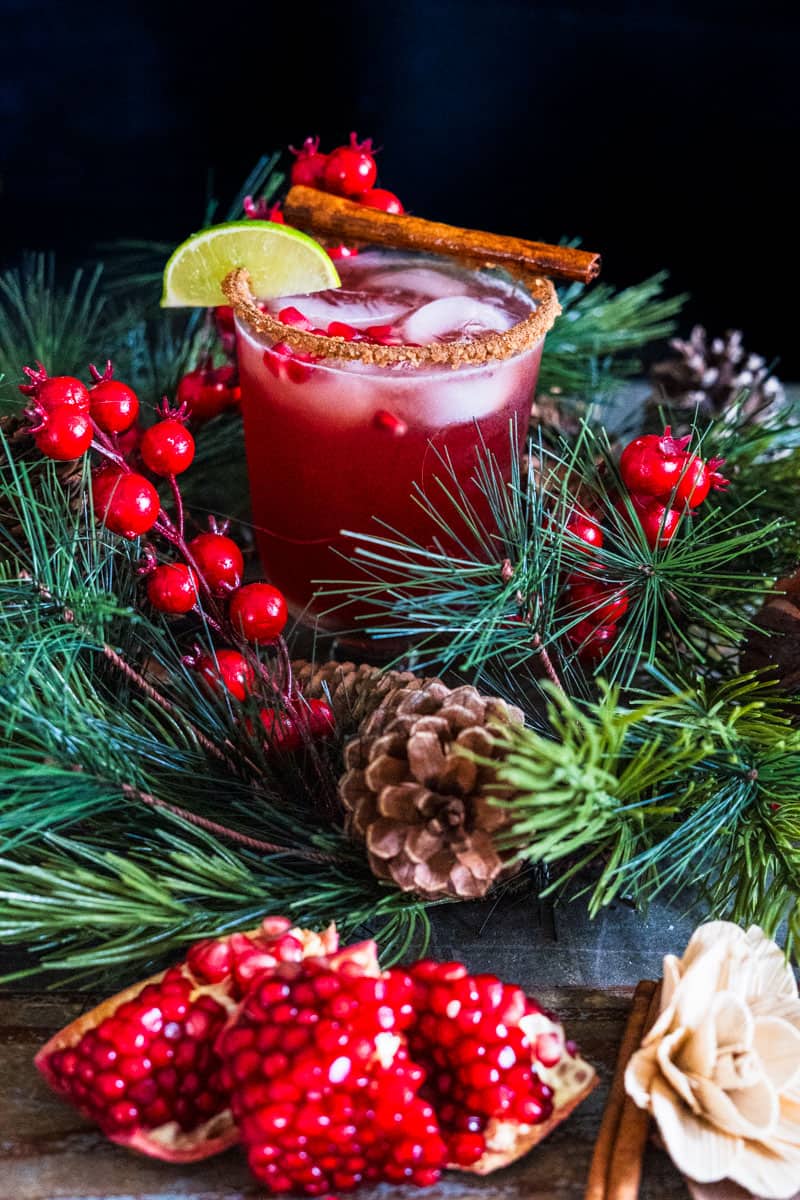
[491,672,800,955]
[0,814,431,985]
[539,272,687,397]
[323,424,784,687]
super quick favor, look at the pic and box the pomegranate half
[35,918,337,1162]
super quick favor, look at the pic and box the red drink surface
[235,251,545,629]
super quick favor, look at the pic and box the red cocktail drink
[230,251,558,629]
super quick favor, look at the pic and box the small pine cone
[647,325,785,430]
[740,567,800,694]
[292,659,419,733]
[339,678,524,900]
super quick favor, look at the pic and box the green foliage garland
[1,151,798,984]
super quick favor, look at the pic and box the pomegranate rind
[461,1011,598,1175]
[35,921,338,1163]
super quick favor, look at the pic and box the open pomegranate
[34,917,338,1162]
[36,918,596,1191]
[216,940,596,1192]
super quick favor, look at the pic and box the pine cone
[740,568,800,694]
[647,326,785,431]
[292,659,419,734]
[339,677,524,900]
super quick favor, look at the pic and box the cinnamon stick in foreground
[584,980,657,1200]
[284,185,602,284]
[605,982,662,1200]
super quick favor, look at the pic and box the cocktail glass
[225,250,559,634]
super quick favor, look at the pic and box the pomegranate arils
[398,961,557,1168]
[221,947,447,1193]
[278,306,313,331]
[46,968,230,1140]
[264,342,317,384]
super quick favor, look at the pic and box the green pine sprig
[322,424,787,687]
[539,271,687,398]
[491,673,800,949]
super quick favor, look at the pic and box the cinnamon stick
[605,982,663,1200]
[584,980,657,1200]
[284,185,601,284]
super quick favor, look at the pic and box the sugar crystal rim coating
[222,262,561,370]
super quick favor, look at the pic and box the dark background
[2,0,797,371]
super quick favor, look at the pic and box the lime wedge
[161,220,340,307]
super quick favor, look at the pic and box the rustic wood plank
[0,987,690,1200]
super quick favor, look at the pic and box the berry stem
[532,634,566,695]
[168,473,185,541]
[100,643,237,768]
[119,783,340,861]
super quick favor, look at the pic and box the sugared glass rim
[222,258,561,369]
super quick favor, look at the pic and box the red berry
[92,470,160,539]
[322,133,377,197]
[146,563,199,614]
[304,698,335,739]
[140,420,195,477]
[177,366,240,422]
[619,495,683,549]
[327,244,359,261]
[215,306,236,335]
[266,203,285,224]
[359,188,404,214]
[89,380,140,434]
[671,454,729,507]
[619,427,690,499]
[196,649,255,702]
[21,370,89,413]
[566,509,603,550]
[289,136,329,188]
[34,407,92,460]
[568,582,629,626]
[568,621,617,663]
[186,531,244,595]
[257,708,303,753]
[229,583,288,643]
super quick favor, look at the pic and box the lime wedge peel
[161,220,340,308]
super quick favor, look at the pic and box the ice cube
[399,296,518,345]
[266,289,413,330]
[365,266,470,301]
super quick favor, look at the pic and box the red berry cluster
[176,364,241,424]
[558,430,728,663]
[290,133,403,214]
[19,360,333,755]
